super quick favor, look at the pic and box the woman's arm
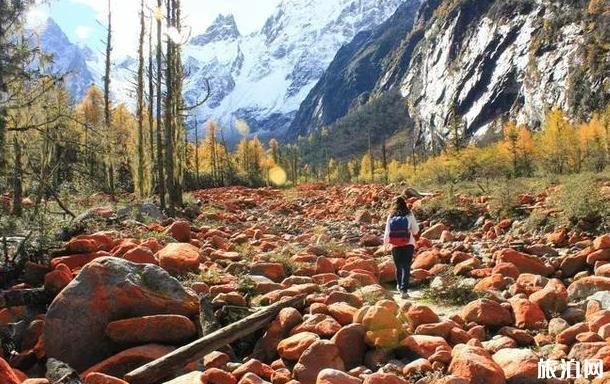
[409,213,420,235]
[383,215,391,244]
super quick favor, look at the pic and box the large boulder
[43,257,198,372]
[448,344,506,384]
[293,340,345,384]
[496,249,551,276]
[492,348,539,384]
[156,243,202,275]
[105,315,196,345]
[462,299,513,328]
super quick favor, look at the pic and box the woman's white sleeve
[410,213,420,235]
[383,216,391,244]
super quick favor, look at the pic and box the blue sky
[29,0,282,56]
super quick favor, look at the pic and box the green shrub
[421,270,484,306]
[553,173,610,232]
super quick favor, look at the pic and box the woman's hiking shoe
[401,292,410,299]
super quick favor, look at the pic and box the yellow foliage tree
[536,108,578,174]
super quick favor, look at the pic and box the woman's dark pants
[392,245,415,293]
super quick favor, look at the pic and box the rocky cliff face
[290,0,610,146]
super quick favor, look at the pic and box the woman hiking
[384,195,419,299]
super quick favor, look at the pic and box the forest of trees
[1,0,610,222]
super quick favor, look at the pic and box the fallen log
[0,287,51,308]
[46,358,84,384]
[124,294,306,384]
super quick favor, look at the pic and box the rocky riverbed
[1,183,609,384]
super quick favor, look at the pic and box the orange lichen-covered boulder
[84,372,129,384]
[164,220,192,242]
[495,248,551,276]
[461,299,512,328]
[43,257,198,372]
[293,340,345,384]
[156,243,202,275]
[448,344,505,384]
[0,357,21,384]
[105,314,196,344]
[82,344,174,378]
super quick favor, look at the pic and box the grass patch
[421,270,485,306]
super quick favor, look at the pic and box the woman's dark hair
[390,195,411,217]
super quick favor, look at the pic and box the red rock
[50,251,111,270]
[588,310,610,332]
[105,314,196,344]
[461,299,512,328]
[567,276,610,301]
[556,322,589,345]
[293,340,345,384]
[492,348,538,384]
[497,327,534,346]
[82,344,174,378]
[568,342,608,361]
[400,335,451,358]
[203,351,230,369]
[496,248,551,276]
[361,305,401,331]
[164,221,192,242]
[315,369,361,384]
[528,278,568,316]
[44,263,73,293]
[66,238,100,254]
[327,303,357,326]
[474,274,508,292]
[341,259,379,277]
[406,304,439,329]
[251,263,286,283]
[362,373,407,384]
[421,223,448,240]
[122,246,157,264]
[402,358,433,377]
[84,373,129,384]
[593,234,610,250]
[510,298,547,329]
[237,373,268,384]
[448,344,505,384]
[43,257,197,372]
[331,324,366,369]
[0,357,21,384]
[547,228,568,246]
[411,250,439,270]
[232,359,273,381]
[491,263,520,280]
[587,248,610,264]
[290,314,342,338]
[201,368,237,384]
[278,332,320,361]
[414,320,455,339]
[157,243,202,275]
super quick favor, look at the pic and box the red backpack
[388,215,410,247]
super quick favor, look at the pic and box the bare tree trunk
[0,0,7,179]
[164,0,176,213]
[103,0,114,196]
[148,14,155,184]
[11,135,22,216]
[136,0,146,199]
[194,120,199,185]
[156,0,166,210]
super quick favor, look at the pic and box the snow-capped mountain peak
[191,14,241,46]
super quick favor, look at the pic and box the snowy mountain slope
[182,0,406,141]
[30,18,97,102]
